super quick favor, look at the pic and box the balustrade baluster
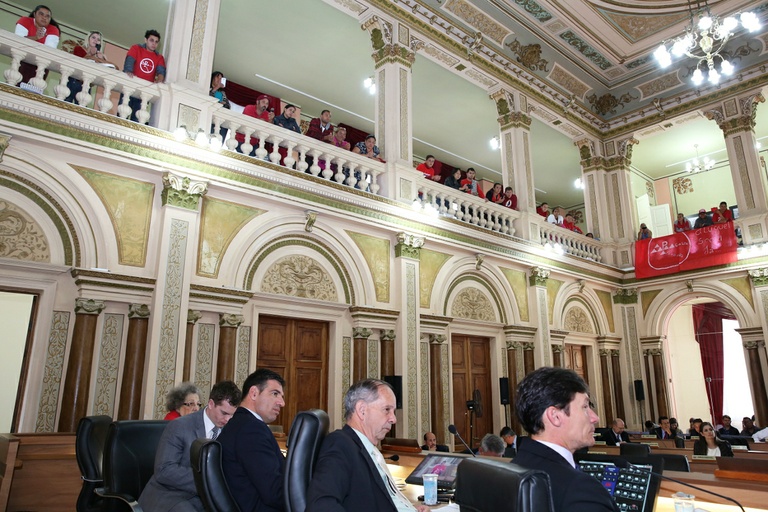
[369,170,381,194]
[29,57,50,92]
[117,88,135,119]
[54,66,73,100]
[296,146,309,172]
[98,81,115,113]
[345,163,358,187]
[240,128,254,156]
[284,141,297,169]
[357,166,369,191]
[255,131,269,160]
[308,149,321,176]
[269,135,283,164]
[334,158,347,184]
[321,151,334,180]
[4,49,25,85]
[76,74,94,107]
[225,123,240,151]
[135,92,151,124]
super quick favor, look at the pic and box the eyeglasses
[183,402,202,407]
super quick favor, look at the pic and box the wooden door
[451,335,492,449]
[564,344,589,385]
[257,315,329,434]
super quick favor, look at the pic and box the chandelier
[686,144,714,173]
[653,2,762,86]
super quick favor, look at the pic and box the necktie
[211,426,220,440]
[371,449,413,510]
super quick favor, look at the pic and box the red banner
[635,222,738,279]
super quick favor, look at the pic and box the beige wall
[0,291,34,432]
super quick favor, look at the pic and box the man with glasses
[139,380,241,511]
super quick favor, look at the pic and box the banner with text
[635,222,738,279]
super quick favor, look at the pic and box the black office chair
[190,439,240,512]
[620,442,651,457]
[75,415,112,512]
[453,458,554,512]
[96,420,168,512]
[283,409,330,512]
[674,437,686,449]
[649,453,690,472]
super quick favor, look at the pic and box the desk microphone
[612,459,745,512]
[384,454,400,462]
[448,424,476,457]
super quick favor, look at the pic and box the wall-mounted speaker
[499,377,510,405]
[634,379,645,401]
[384,375,403,409]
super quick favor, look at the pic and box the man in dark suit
[218,369,286,512]
[138,380,241,512]
[420,431,449,452]
[652,416,674,440]
[500,426,517,457]
[513,367,619,512]
[604,418,632,446]
[306,379,429,512]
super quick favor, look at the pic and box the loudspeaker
[384,375,403,409]
[634,379,645,401]
[499,377,510,405]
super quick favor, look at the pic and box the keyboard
[578,461,654,512]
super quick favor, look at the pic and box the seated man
[416,155,441,182]
[478,433,505,457]
[460,168,485,199]
[236,95,274,155]
[218,369,286,512]
[741,416,759,436]
[513,367,619,512]
[306,379,428,512]
[653,416,674,439]
[712,201,733,224]
[718,414,740,437]
[306,109,334,142]
[693,208,713,229]
[536,202,549,218]
[421,431,449,452]
[273,104,301,133]
[500,426,518,457]
[604,418,631,446]
[138,380,241,512]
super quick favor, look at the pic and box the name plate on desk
[593,441,606,445]
[640,435,657,439]
[590,451,607,454]
[692,455,716,461]
[641,442,659,447]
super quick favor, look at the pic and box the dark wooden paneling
[451,335,492,449]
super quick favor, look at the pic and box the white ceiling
[12,0,768,208]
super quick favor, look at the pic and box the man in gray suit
[138,380,242,512]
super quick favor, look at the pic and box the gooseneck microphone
[448,424,476,457]
[384,454,400,462]
[613,459,745,512]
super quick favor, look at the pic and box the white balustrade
[414,184,518,235]
[539,221,602,262]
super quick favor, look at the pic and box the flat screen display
[405,453,470,489]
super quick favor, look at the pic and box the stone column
[650,349,669,417]
[490,88,533,218]
[429,334,447,442]
[641,336,669,419]
[522,342,535,375]
[380,329,396,378]
[549,330,567,368]
[528,267,551,366]
[353,327,373,383]
[183,310,202,381]
[504,325,536,433]
[363,16,415,166]
[146,172,207,419]
[642,349,657,420]
[216,314,243,382]
[599,349,613,423]
[393,232,425,438]
[614,288,644,426]
[58,298,105,432]
[117,304,151,420]
[736,326,768,426]
[703,92,767,244]
[610,349,626,423]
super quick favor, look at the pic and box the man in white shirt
[547,207,565,226]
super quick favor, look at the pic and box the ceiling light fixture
[363,76,376,95]
[653,2,761,86]
[686,144,715,173]
[574,177,585,189]
[489,136,500,150]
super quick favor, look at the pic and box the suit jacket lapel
[342,426,395,505]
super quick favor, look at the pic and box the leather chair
[620,442,652,457]
[96,420,168,512]
[75,415,112,512]
[453,458,554,512]
[283,409,330,512]
[648,453,690,472]
[190,439,240,512]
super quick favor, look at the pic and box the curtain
[692,302,735,424]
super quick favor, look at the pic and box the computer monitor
[405,453,471,490]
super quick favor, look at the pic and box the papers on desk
[394,477,406,490]
[433,503,459,511]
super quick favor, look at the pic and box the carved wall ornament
[353,327,373,339]
[587,91,638,116]
[261,254,338,302]
[187,310,203,324]
[162,172,208,210]
[475,254,485,270]
[748,268,768,287]
[451,287,496,321]
[560,30,612,70]
[429,334,447,344]
[645,181,655,200]
[672,176,694,194]
[0,200,50,262]
[395,232,425,259]
[74,298,106,315]
[128,304,150,318]
[686,280,694,292]
[380,329,396,342]
[529,267,550,286]
[612,288,638,304]
[305,210,318,232]
[549,64,590,99]
[465,31,483,58]
[443,0,509,45]
[0,132,10,162]
[577,280,585,293]
[564,306,594,334]
[219,314,244,328]
[506,39,549,72]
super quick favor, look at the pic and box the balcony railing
[539,222,602,262]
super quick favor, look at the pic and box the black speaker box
[499,377,510,405]
[384,375,403,409]
[634,379,645,401]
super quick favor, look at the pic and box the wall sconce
[489,136,500,150]
[363,76,376,95]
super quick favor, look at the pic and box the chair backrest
[620,442,652,457]
[453,458,554,512]
[190,439,240,512]
[649,453,690,472]
[674,437,686,449]
[75,415,112,512]
[101,420,168,508]
[283,409,330,512]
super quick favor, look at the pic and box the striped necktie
[210,426,220,440]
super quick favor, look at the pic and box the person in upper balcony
[674,213,691,232]
[14,5,60,86]
[693,208,713,229]
[273,104,301,133]
[122,29,166,123]
[443,168,464,191]
[461,168,485,199]
[65,31,119,104]
[712,201,733,224]
[546,207,564,226]
[330,126,351,151]
[486,182,504,204]
[416,155,441,182]
[210,71,231,109]
[565,213,582,234]
[536,202,549,218]
[306,110,334,143]
[235,95,273,156]
[637,223,652,240]
[353,134,383,162]
[502,187,518,210]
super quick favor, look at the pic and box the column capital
[187,310,203,324]
[380,329,396,342]
[703,92,765,136]
[218,313,244,328]
[506,341,521,350]
[551,344,564,353]
[162,171,208,210]
[362,16,415,68]
[395,232,425,259]
[128,304,150,319]
[0,131,11,162]
[528,267,550,286]
[429,334,447,344]
[353,327,373,339]
[521,342,535,351]
[749,268,768,287]
[74,298,106,315]
[599,348,611,357]
[612,288,638,304]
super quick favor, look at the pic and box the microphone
[612,458,745,512]
[448,424,476,457]
[384,454,400,462]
